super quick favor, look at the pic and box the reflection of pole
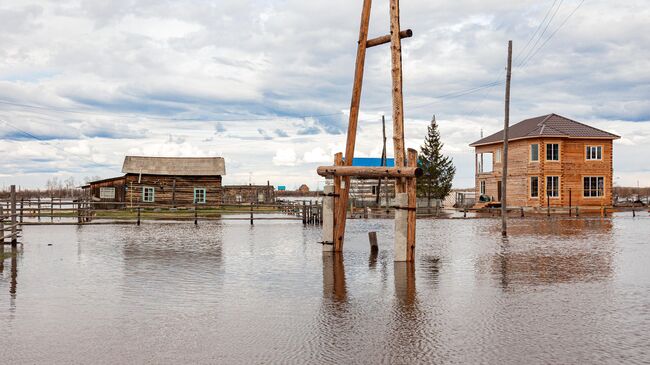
[394,262,416,305]
[501,40,512,237]
[322,252,347,302]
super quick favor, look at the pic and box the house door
[497,181,502,202]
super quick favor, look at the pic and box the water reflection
[485,219,615,287]
[322,252,347,303]
[0,245,20,306]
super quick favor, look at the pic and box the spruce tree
[417,115,456,207]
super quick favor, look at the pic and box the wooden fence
[0,196,323,228]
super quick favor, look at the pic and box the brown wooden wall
[475,138,614,208]
[125,174,223,207]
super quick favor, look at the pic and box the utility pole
[376,115,387,205]
[501,40,513,237]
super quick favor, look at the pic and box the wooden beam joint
[366,29,412,48]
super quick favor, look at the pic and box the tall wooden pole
[390,0,406,194]
[501,40,512,237]
[334,0,372,252]
[10,185,17,245]
[376,115,387,205]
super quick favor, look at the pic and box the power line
[518,0,586,68]
[513,0,559,65]
[516,0,565,68]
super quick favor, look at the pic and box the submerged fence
[0,196,324,228]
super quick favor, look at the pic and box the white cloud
[272,148,298,166]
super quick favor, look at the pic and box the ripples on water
[1,214,650,364]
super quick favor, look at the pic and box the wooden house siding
[125,174,223,207]
[475,138,614,208]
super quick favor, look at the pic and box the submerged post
[302,201,306,225]
[19,198,24,224]
[10,185,17,244]
[322,186,334,251]
[0,206,4,244]
[368,231,378,252]
[394,193,408,262]
[406,148,417,262]
[195,204,199,226]
[501,40,512,237]
[137,206,141,226]
[250,203,253,225]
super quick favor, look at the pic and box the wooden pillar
[19,198,24,224]
[10,185,17,245]
[334,0,372,253]
[406,148,417,262]
[390,0,406,194]
[137,206,141,226]
[501,40,512,237]
[322,186,335,251]
[302,201,307,225]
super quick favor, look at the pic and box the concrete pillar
[394,192,408,262]
[322,185,334,252]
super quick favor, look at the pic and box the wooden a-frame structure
[318,0,419,262]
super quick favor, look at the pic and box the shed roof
[122,156,226,176]
[469,114,620,147]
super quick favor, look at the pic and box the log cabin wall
[222,185,276,204]
[83,177,128,209]
[124,174,223,207]
[474,138,614,208]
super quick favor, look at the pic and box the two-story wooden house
[469,114,619,209]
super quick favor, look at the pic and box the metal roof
[469,114,620,147]
[352,157,395,167]
[122,156,226,176]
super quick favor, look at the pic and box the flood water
[2,213,650,364]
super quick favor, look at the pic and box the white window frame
[477,152,493,173]
[546,143,560,161]
[194,187,207,204]
[585,145,603,161]
[546,176,560,198]
[530,144,539,162]
[142,186,155,203]
[530,176,539,198]
[583,176,605,197]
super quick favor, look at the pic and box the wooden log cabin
[470,114,619,209]
[82,156,225,208]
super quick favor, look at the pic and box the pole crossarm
[366,29,412,48]
[317,166,422,178]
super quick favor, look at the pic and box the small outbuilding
[83,156,226,208]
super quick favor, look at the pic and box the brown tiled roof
[469,114,620,146]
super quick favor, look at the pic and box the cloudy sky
[1,0,648,190]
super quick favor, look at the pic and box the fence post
[50,196,54,222]
[520,207,524,217]
[37,197,41,222]
[547,192,550,217]
[77,201,82,224]
[10,185,17,244]
[194,204,198,226]
[576,206,580,217]
[137,206,141,226]
[250,203,254,225]
[0,205,5,245]
[20,198,24,224]
[302,201,307,225]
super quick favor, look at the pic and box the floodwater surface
[1,213,650,364]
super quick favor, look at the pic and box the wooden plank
[389,0,406,193]
[406,148,417,262]
[335,0,372,253]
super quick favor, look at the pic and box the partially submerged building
[469,114,619,209]
[83,156,225,207]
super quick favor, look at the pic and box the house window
[480,180,486,195]
[546,143,559,161]
[235,194,243,203]
[530,176,539,198]
[477,153,493,173]
[584,177,604,197]
[495,148,501,163]
[194,188,206,204]
[142,187,155,203]
[546,176,559,198]
[586,146,602,160]
[530,144,539,162]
